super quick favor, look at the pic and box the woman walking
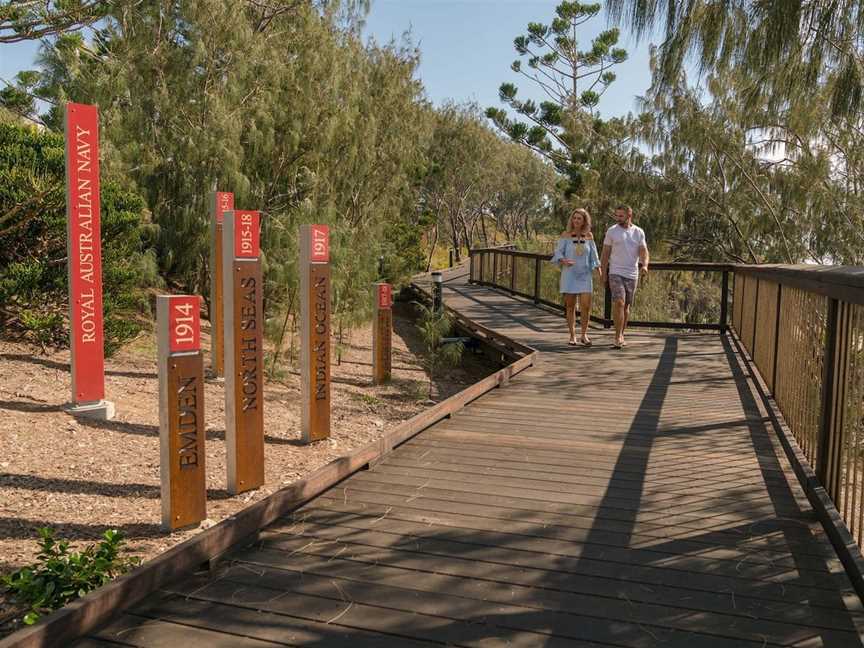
[551,208,602,346]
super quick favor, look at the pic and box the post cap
[432,272,443,283]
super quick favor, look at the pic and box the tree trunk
[449,214,462,262]
[425,224,439,272]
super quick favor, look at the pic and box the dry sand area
[0,302,495,634]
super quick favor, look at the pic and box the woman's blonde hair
[568,208,592,236]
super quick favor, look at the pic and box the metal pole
[603,278,612,328]
[449,249,454,268]
[533,257,541,304]
[492,252,499,288]
[816,298,839,485]
[771,284,782,392]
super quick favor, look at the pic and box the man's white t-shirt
[603,224,647,280]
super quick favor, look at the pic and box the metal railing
[733,265,864,545]
[470,246,864,551]
[468,247,732,331]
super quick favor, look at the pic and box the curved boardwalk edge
[0,281,536,648]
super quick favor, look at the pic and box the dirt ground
[0,302,496,636]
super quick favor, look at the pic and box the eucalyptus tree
[486,1,627,196]
[420,104,496,263]
[485,145,557,242]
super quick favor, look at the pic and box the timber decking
[76,271,864,647]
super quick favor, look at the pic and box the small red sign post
[300,224,331,443]
[223,211,264,494]
[64,102,113,419]
[209,191,234,377]
[158,295,206,530]
[373,283,393,385]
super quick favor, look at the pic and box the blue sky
[1,1,656,120]
[363,0,656,119]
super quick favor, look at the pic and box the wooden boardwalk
[76,272,864,647]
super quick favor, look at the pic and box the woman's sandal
[580,337,592,347]
[568,340,578,346]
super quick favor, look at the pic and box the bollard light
[432,271,443,313]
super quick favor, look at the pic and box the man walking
[600,205,649,349]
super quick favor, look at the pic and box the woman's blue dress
[551,237,600,294]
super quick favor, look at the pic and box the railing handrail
[471,246,864,305]
[470,247,735,271]
[469,246,733,331]
[734,263,864,306]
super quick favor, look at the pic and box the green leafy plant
[415,302,463,400]
[2,528,141,625]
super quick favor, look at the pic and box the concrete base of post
[66,400,116,421]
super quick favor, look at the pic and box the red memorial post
[64,102,114,419]
[223,210,265,494]
[373,283,393,385]
[157,295,206,530]
[209,191,234,378]
[300,224,331,443]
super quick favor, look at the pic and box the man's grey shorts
[609,274,638,306]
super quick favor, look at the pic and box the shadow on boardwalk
[76,279,864,647]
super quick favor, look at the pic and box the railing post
[492,252,499,288]
[771,284,782,392]
[449,249,454,268]
[719,270,729,333]
[533,257,541,304]
[468,250,474,283]
[479,252,485,285]
[603,278,612,328]
[816,298,839,485]
[510,253,516,294]
[750,278,760,356]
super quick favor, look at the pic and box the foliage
[414,302,463,400]
[486,1,627,196]
[0,1,555,365]
[607,0,864,118]
[0,0,113,44]
[2,527,140,625]
[0,117,158,351]
[419,103,555,265]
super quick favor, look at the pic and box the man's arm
[639,244,650,275]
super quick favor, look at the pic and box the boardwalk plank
[219,551,861,644]
[76,273,864,647]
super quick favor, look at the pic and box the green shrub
[415,302,463,399]
[0,118,158,354]
[2,528,141,625]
